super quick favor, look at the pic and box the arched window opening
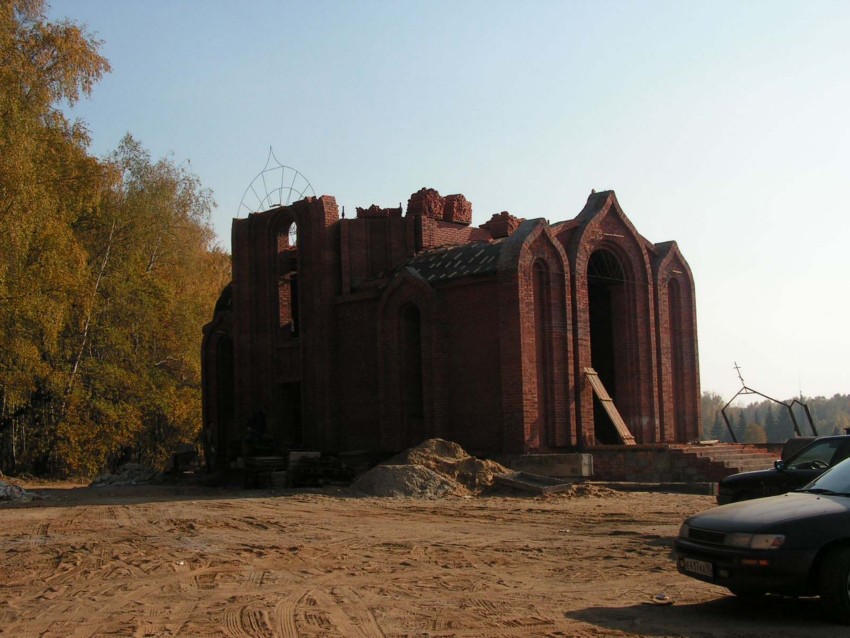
[533,259,554,449]
[588,249,625,444]
[401,304,424,421]
[277,221,299,335]
[278,221,297,250]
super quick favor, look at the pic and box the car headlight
[725,533,785,549]
[678,523,690,539]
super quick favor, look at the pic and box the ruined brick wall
[226,196,341,450]
[202,187,700,459]
[229,207,279,441]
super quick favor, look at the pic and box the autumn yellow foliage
[0,1,229,476]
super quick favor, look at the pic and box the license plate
[683,557,713,578]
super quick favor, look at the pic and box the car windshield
[799,457,850,494]
[787,438,843,470]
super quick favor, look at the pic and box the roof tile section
[405,240,505,283]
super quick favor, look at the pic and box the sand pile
[350,439,509,498]
[91,463,160,487]
[0,479,35,502]
[388,438,509,492]
[349,464,462,498]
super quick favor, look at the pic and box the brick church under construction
[201,188,700,470]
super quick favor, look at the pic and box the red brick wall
[419,217,491,249]
[340,216,417,291]
[334,295,382,450]
[653,243,701,442]
[438,279,503,453]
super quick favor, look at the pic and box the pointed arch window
[667,277,686,437]
[533,259,554,447]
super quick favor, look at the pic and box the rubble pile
[91,463,160,487]
[0,479,35,502]
[564,483,620,498]
[350,439,509,498]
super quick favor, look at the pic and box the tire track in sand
[223,601,277,638]
[296,587,385,638]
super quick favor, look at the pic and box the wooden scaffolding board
[584,367,636,445]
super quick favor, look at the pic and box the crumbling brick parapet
[356,204,402,219]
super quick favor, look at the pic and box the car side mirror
[774,460,787,471]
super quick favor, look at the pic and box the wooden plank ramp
[584,367,636,445]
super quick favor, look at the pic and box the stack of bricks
[441,194,472,225]
[407,188,444,220]
[481,211,523,238]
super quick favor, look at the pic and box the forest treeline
[701,391,850,444]
[0,2,230,477]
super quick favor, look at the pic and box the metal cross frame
[720,362,817,443]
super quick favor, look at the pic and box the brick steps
[667,444,776,481]
[671,444,775,464]
[590,444,779,483]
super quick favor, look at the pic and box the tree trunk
[64,218,116,401]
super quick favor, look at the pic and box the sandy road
[0,483,841,637]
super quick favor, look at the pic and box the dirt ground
[0,481,840,638]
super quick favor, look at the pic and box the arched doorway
[587,249,626,444]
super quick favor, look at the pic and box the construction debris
[91,463,160,487]
[493,471,574,495]
[0,479,35,502]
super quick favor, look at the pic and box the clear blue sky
[49,0,850,405]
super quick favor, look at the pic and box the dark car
[676,457,850,623]
[716,435,850,505]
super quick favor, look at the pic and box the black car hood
[690,492,850,531]
[720,468,778,486]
